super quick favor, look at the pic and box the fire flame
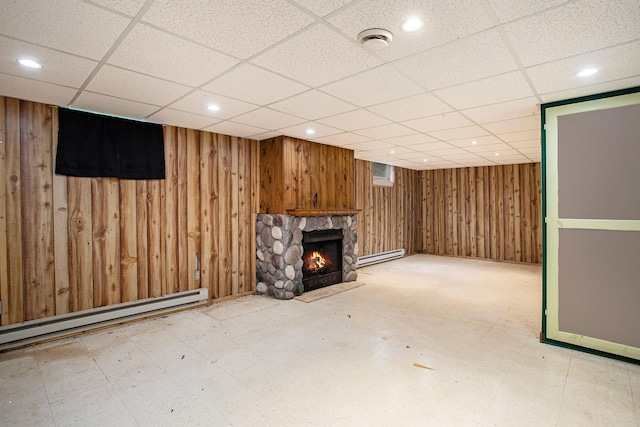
[307,251,327,272]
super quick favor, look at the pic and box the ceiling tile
[232,108,306,130]
[327,0,493,61]
[527,41,640,95]
[428,125,490,141]
[398,30,518,90]
[0,36,97,88]
[368,146,414,155]
[292,0,355,17]
[317,109,390,131]
[143,0,315,59]
[321,64,423,107]
[202,121,268,138]
[487,0,567,23]
[89,0,148,16]
[461,97,539,124]
[203,64,309,105]
[505,0,640,67]
[493,155,531,164]
[109,24,240,87]
[446,135,504,147]
[354,123,415,139]
[313,133,371,146]
[508,140,540,149]
[366,92,453,122]
[393,151,428,161]
[434,71,535,110]
[424,148,469,156]
[0,73,76,106]
[406,141,456,151]
[250,131,281,141]
[538,76,640,104]
[169,90,259,120]
[382,133,438,146]
[278,122,342,140]
[480,148,519,158]
[527,154,541,162]
[438,153,483,161]
[0,0,130,60]
[482,115,540,135]
[403,112,474,133]
[516,147,541,155]
[87,65,191,106]
[467,143,512,153]
[251,24,382,87]
[269,90,356,120]
[345,140,395,151]
[498,129,540,143]
[72,92,159,120]
[147,108,221,130]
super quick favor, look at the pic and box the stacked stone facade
[256,214,358,300]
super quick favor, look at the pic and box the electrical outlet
[194,270,200,281]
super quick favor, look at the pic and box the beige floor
[1,254,638,426]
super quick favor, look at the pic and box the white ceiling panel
[403,112,474,133]
[317,109,391,131]
[366,92,453,122]
[516,147,542,155]
[313,132,371,146]
[467,143,512,153]
[428,125,490,141]
[438,153,483,161]
[251,24,382,87]
[487,0,567,23]
[143,0,315,59]
[321,64,423,107]
[269,90,356,120]
[508,140,540,149]
[250,131,281,141]
[398,30,518,90]
[0,73,77,106]
[434,71,535,110]
[233,108,306,130]
[202,121,268,138]
[527,41,640,95]
[461,97,539,124]
[109,24,240,87]
[292,0,355,17]
[425,148,470,156]
[406,141,457,151]
[393,151,428,160]
[368,146,414,155]
[148,108,221,130]
[446,135,504,148]
[72,92,159,120]
[169,90,259,120]
[538,76,640,104]
[354,123,415,139]
[87,65,191,106]
[345,140,395,151]
[89,0,148,17]
[479,148,519,158]
[0,36,97,88]
[382,134,438,146]
[278,122,342,140]
[505,0,640,67]
[482,115,540,135]
[0,0,130,60]
[498,129,540,143]
[327,0,494,61]
[203,64,309,106]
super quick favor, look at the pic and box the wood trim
[286,209,361,217]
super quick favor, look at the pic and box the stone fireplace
[255,213,358,300]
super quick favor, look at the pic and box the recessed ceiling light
[390,150,395,154]
[18,58,42,69]
[306,129,315,135]
[401,17,423,32]
[495,152,500,156]
[207,104,220,112]
[471,140,477,145]
[423,158,428,162]
[577,68,598,77]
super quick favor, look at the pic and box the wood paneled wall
[0,97,259,326]
[259,136,354,213]
[354,159,424,257]
[422,163,542,263]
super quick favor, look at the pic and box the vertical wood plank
[119,179,137,302]
[136,180,149,299]
[0,98,8,325]
[218,134,232,298]
[505,164,515,261]
[513,165,522,262]
[237,139,248,294]
[186,129,200,290]
[177,127,189,291]
[147,179,162,298]
[163,126,179,294]
[91,177,120,307]
[468,167,477,258]
[20,101,55,320]
[230,136,240,296]
[250,139,259,293]
[68,177,93,311]
[476,167,485,259]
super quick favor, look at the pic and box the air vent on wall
[357,28,393,51]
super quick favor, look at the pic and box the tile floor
[1,254,638,426]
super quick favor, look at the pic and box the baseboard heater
[0,288,208,351]
[357,249,405,268]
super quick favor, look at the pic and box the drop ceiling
[1,0,639,170]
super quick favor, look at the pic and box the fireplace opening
[302,229,343,292]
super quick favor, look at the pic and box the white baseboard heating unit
[356,248,405,268]
[0,288,208,351]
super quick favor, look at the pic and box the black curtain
[56,108,165,179]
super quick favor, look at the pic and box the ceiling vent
[357,28,393,51]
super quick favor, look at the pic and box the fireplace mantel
[285,209,361,217]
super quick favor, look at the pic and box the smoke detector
[357,28,393,51]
